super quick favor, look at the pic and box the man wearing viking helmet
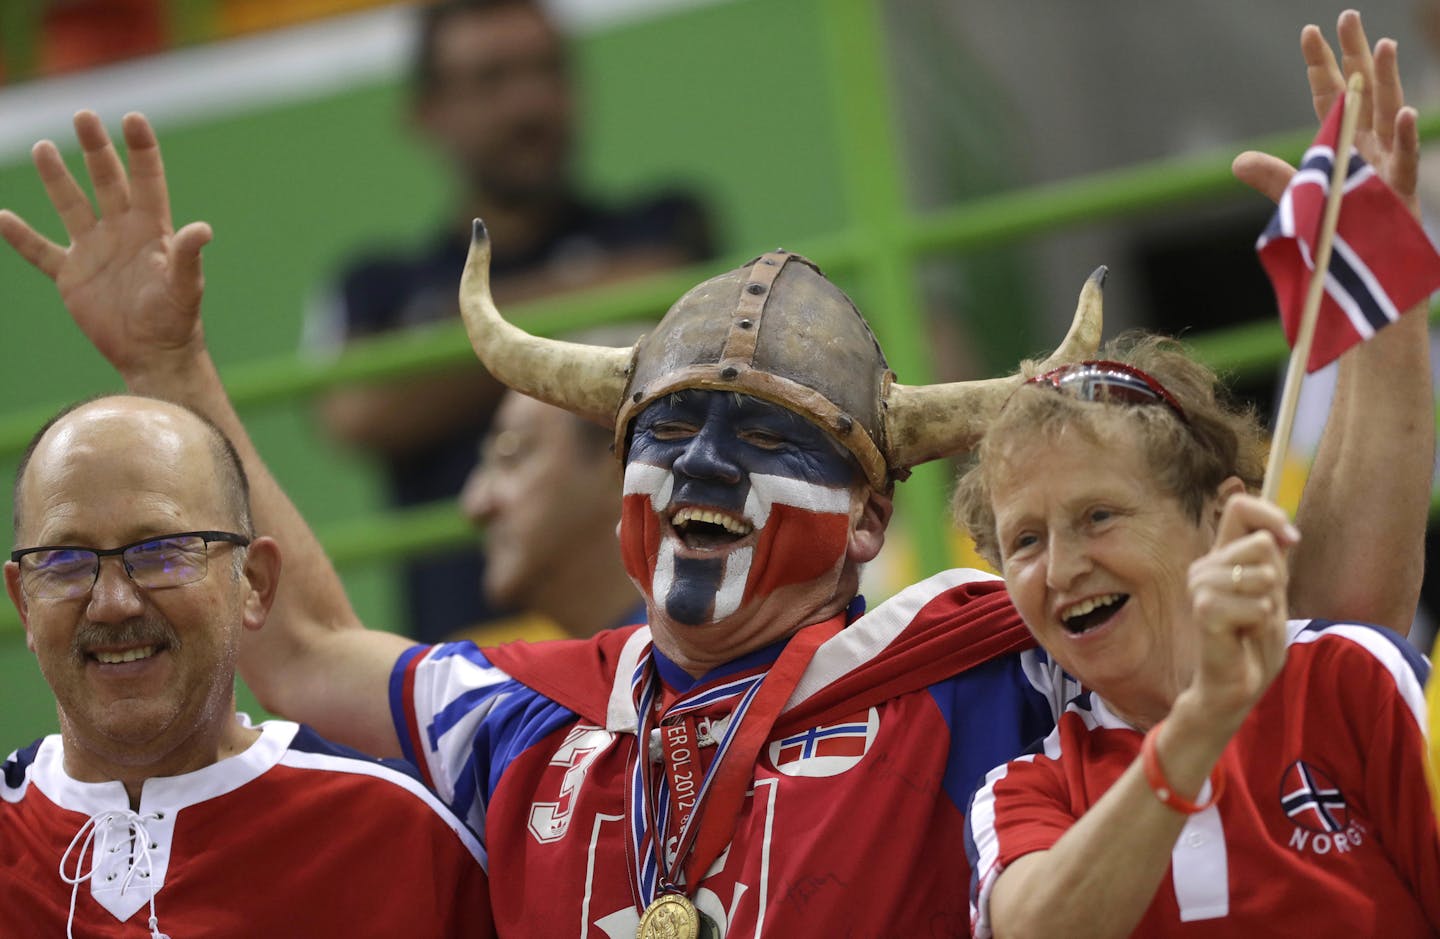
[1,18,1430,930]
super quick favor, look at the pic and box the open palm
[0,111,212,380]
[1233,11,1421,212]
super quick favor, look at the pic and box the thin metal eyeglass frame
[10,530,252,598]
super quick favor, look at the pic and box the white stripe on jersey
[278,747,486,868]
[605,627,652,733]
[785,568,1003,711]
[1172,807,1229,921]
[968,753,1041,939]
[1288,619,1429,732]
[413,648,513,817]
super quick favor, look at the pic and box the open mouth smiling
[1058,593,1128,636]
[667,506,754,551]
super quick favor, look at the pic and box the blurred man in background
[307,0,712,642]
[458,390,645,643]
[458,323,649,644]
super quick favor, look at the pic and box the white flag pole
[1261,72,1366,504]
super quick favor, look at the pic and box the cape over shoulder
[483,572,1037,734]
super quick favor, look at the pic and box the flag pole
[1261,72,1367,504]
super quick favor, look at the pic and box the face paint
[620,392,859,626]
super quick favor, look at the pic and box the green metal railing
[1,0,1437,641]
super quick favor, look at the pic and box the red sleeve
[1356,661,1440,931]
[965,718,1085,936]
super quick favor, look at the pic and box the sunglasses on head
[1021,360,1189,424]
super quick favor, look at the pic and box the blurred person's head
[459,325,647,635]
[461,392,623,630]
[412,0,574,207]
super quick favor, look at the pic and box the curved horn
[459,220,633,426]
[883,265,1106,467]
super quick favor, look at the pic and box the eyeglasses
[10,531,251,600]
[1022,360,1189,424]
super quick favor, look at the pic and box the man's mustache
[71,617,181,661]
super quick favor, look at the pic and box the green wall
[0,0,869,748]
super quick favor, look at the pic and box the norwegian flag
[1256,92,1440,372]
[1279,760,1349,834]
[768,710,877,777]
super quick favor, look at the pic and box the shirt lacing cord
[60,808,171,939]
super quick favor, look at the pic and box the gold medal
[636,893,699,939]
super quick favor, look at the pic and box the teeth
[671,507,753,536]
[1061,594,1124,622]
[93,646,158,665]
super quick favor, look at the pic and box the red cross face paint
[619,392,860,627]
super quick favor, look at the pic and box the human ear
[1208,476,1249,531]
[847,488,893,564]
[239,537,282,632]
[4,562,31,652]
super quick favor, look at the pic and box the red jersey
[967,619,1439,937]
[391,569,1067,938]
[1,718,493,937]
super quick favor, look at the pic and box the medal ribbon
[627,613,845,904]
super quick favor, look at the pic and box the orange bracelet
[1141,719,1226,814]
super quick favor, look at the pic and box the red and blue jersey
[390,568,1072,937]
[966,619,1440,937]
[1,718,492,937]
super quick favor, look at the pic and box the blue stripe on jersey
[390,644,432,769]
[2,738,43,791]
[1300,619,1431,685]
[428,641,497,666]
[287,723,428,785]
[465,685,579,809]
[927,652,1055,815]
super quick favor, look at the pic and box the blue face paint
[619,391,861,627]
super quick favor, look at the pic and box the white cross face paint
[620,462,853,627]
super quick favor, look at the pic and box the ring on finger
[1231,564,1245,586]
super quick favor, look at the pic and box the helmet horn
[459,220,633,426]
[883,265,1106,468]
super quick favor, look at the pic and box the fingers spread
[73,110,130,219]
[1232,150,1296,203]
[1302,24,1344,122]
[170,221,213,303]
[0,209,66,279]
[1391,106,1421,201]
[31,139,96,240]
[1337,10,1375,134]
[1372,39,1403,151]
[122,112,173,227]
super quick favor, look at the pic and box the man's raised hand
[0,110,212,381]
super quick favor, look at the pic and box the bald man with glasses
[1,396,494,938]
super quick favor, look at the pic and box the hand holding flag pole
[1260,72,1366,504]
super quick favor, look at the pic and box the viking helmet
[459,220,1104,489]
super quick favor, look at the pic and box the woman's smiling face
[991,425,1218,708]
